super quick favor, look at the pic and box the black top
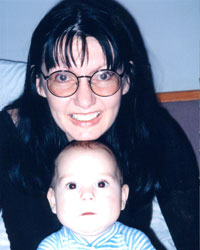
[0,110,199,250]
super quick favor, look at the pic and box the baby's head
[48,141,129,242]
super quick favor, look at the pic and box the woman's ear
[122,78,130,95]
[122,61,134,95]
[47,188,57,214]
[36,76,47,98]
[121,184,129,210]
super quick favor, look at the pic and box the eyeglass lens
[47,70,121,97]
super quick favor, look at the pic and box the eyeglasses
[40,69,123,97]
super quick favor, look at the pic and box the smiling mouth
[71,112,100,121]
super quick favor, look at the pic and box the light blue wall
[0,0,199,93]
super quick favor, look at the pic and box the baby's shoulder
[37,227,66,250]
[116,222,155,250]
[117,221,143,237]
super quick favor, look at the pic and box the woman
[0,0,198,249]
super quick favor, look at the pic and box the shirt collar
[64,222,119,247]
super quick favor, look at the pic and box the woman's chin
[66,131,102,142]
[74,134,101,142]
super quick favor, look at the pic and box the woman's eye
[98,71,112,81]
[55,73,69,82]
[66,183,77,189]
[98,181,108,188]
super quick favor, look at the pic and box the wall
[0,0,199,93]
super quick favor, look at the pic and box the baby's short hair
[51,141,124,188]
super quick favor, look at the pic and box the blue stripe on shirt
[37,221,156,250]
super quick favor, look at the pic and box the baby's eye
[66,182,77,189]
[97,181,108,188]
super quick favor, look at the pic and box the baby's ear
[121,184,129,210]
[47,188,57,214]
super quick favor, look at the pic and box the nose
[80,187,95,201]
[73,78,96,109]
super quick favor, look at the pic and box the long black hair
[4,0,163,215]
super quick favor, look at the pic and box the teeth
[72,112,100,121]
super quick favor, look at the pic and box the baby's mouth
[71,112,100,121]
[81,212,96,216]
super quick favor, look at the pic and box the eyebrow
[57,175,71,184]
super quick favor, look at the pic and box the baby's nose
[81,187,95,201]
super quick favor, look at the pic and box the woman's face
[36,37,129,141]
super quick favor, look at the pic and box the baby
[37,141,156,249]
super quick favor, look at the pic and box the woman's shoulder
[0,109,18,138]
[0,109,20,164]
[153,106,199,190]
[0,108,18,126]
[153,106,197,161]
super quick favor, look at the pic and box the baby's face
[48,147,129,243]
